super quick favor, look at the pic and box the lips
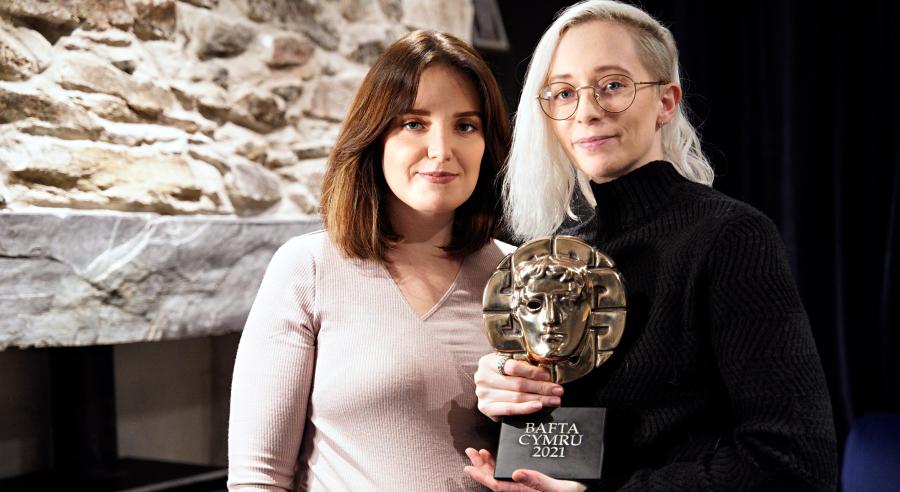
[540,333,566,344]
[418,171,459,184]
[574,135,614,151]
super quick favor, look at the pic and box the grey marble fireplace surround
[1,210,319,349]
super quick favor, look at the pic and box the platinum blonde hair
[504,0,714,240]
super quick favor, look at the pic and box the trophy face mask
[483,235,627,384]
[515,255,592,362]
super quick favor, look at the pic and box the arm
[588,214,837,492]
[227,238,319,491]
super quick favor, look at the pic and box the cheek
[382,141,415,176]
[460,138,486,171]
[630,102,660,135]
[516,308,533,321]
[551,120,569,147]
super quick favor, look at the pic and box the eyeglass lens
[538,74,637,120]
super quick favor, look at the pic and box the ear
[657,83,682,126]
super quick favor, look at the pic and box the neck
[386,199,456,263]
[588,160,683,231]
[590,142,666,185]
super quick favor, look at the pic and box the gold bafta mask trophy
[482,235,627,480]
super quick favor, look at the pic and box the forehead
[411,64,481,112]
[549,20,645,79]
[524,277,581,294]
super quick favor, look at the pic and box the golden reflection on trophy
[483,236,627,384]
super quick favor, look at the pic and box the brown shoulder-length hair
[320,29,510,263]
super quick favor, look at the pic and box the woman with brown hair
[227,30,511,491]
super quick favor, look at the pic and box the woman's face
[546,21,679,183]
[382,64,485,218]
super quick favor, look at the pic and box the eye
[597,76,632,95]
[554,88,576,101]
[402,120,424,131]
[541,83,577,101]
[524,298,543,312]
[457,121,479,133]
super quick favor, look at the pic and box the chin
[410,202,460,215]
[578,157,635,182]
[574,153,612,174]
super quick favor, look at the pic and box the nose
[427,125,452,162]
[573,86,604,124]
[543,300,561,328]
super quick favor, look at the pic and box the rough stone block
[0,22,50,81]
[48,52,176,118]
[401,0,473,42]
[132,0,177,41]
[0,83,102,139]
[224,160,282,215]
[0,136,226,214]
[261,32,315,68]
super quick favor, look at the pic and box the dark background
[477,0,900,455]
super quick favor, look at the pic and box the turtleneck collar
[588,161,687,232]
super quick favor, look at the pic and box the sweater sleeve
[590,213,837,492]
[227,237,319,491]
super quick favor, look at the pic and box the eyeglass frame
[536,74,668,121]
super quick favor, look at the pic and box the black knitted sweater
[560,162,837,491]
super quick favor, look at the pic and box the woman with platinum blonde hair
[465,1,837,491]
[505,0,712,239]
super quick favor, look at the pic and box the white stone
[291,139,333,160]
[0,82,102,139]
[224,160,282,215]
[401,0,474,42]
[47,52,177,118]
[302,69,366,122]
[132,0,177,41]
[213,122,269,162]
[78,28,135,47]
[258,32,315,68]
[0,20,53,81]
[339,0,385,22]
[98,121,189,146]
[337,22,407,65]
[0,136,226,214]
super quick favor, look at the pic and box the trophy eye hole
[525,298,543,312]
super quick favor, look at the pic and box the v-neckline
[380,256,466,322]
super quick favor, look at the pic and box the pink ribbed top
[228,231,510,491]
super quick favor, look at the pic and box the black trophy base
[494,407,606,481]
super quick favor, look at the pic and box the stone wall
[0,0,473,349]
[0,0,474,217]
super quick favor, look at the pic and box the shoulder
[269,229,332,271]
[492,238,517,256]
[674,181,781,238]
[674,187,795,277]
[461,239,514,280]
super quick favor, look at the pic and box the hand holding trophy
[481,235,627,481]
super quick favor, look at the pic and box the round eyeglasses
[537,74,667,120]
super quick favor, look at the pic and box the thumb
[511,469,555,491]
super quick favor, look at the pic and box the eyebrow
[547,65,632,83]
[403,109,483,118]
